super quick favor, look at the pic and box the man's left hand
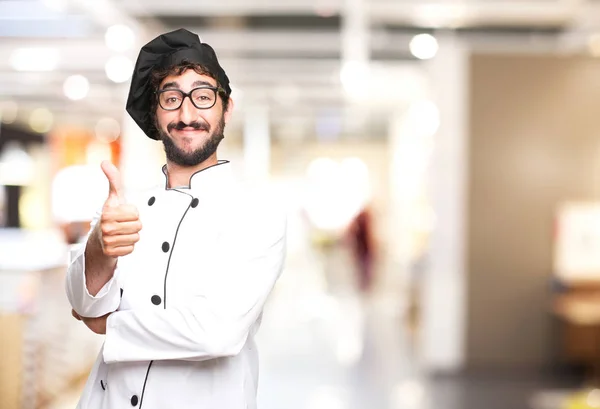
[71,309,111,334]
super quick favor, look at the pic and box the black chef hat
[125,28,231,140]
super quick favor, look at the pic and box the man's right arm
[65,212,122,318]
[66,161,141,319]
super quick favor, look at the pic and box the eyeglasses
[156,86,224,111]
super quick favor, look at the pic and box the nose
[177,96,197,125]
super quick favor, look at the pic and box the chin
[180,141,206,153]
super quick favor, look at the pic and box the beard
[158,116,225,167]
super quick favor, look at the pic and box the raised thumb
[101,161,124,206]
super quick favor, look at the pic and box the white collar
[160,160,233,193]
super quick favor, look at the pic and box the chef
[65,28,286,409]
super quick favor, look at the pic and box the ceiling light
[105,24,135,52]
[0,101,18,124]
[105,55,133,83]
[409,34,439,60]
[63,75,90,101]
[29,108,54,133]
[10,48,60,72]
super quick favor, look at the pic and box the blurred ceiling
[1,0,599,141]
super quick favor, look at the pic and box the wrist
[84,231,118,296]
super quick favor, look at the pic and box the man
[66,28,286,409]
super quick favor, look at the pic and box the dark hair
[149,60,230,131]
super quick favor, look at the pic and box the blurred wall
[271,140,390,233]
[466,54,600,370]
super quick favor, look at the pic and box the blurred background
[3,0,600,408]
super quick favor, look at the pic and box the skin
[158,69,234,187]
[75,69,234,334]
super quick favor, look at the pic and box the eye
[160,91,182,106]
[194,93,212,101]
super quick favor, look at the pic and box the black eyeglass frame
[156,86,226,111]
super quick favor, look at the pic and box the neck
[166,153,219,188]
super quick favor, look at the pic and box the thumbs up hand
[102,160,126,208]
[98,161,142,258]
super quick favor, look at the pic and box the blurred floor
[257,291,422,409]
[48,244,581,409]
[256,245,582,409]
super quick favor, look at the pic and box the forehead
[159,69,217,89]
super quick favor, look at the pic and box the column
[341,0,369,65]
[242,105,271,183]
[340,0,370,104]
[419,33,469,372]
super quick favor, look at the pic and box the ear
[224,97,234,124]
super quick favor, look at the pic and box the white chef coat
[65,161,286,409]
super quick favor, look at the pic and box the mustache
[167,121,210,132]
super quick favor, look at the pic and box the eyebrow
[161,80,216,90]
[161,81,179,90]
[192,80,216,88]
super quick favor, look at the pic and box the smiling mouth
[174,127,208,134]
[168,121,210,133]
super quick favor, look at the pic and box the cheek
[156,110,176,129]
[205,109,224,127]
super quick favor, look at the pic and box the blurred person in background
[346,205,376,293]
[66,28,287,409]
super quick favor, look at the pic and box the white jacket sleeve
[65,209,122,318]
[102,209,286,363]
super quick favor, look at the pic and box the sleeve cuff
[66,244,121,318]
